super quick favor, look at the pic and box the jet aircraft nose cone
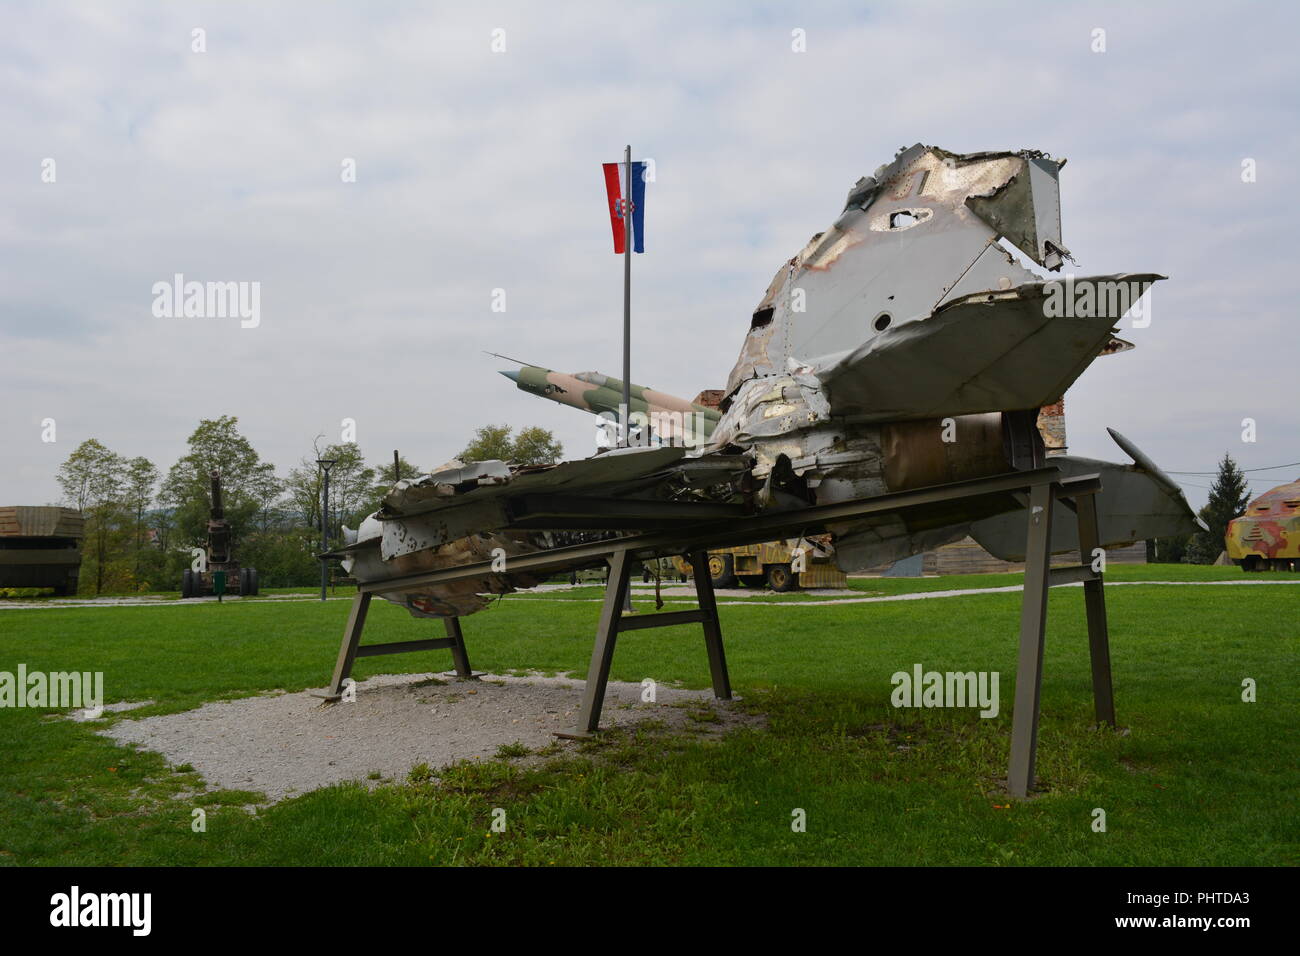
[498,369,520,383]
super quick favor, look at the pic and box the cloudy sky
[3,0,1297,510]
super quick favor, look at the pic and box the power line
[1167,461,1300,476]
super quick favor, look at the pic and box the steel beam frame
[315,598,478,702]
[1006,476,1113,798]
[558,548,731,739]
[317,467,1115,798]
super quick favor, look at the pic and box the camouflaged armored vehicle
[1226,480,1300,572]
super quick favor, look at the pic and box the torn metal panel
[340,446,751,618]
[346,529,554,619]
[380,445,689,522]
[965,155,1071,270]
[381,459,511,513]
[722,144,1076,400]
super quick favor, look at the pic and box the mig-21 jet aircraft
[333,143,1200,620]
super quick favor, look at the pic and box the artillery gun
[180,470,259,598]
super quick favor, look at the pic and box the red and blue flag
[601,161,646,254]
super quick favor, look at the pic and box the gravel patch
[68,699,154,722]
[99,673,747,804]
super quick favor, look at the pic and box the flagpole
[621,143,632,448]
[620,147,636,613]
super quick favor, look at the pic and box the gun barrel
[209,470,224,519]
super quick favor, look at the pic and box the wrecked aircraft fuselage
[338,144,1200,617]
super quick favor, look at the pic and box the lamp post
[316,458,337,601]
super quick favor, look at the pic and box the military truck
[181,470,259,597]
[1225,479,1300,572]
[0,506,84,596]
[674,537,847,592]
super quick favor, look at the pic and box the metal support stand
[558,547,732,739]
[313,593,479,702]
[441,616,480,680]
[1006,477,1115,798]
[311,466,1114,794]
[688,548,732,702]
[1076,493,1116,726]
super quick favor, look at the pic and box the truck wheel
[708,554,736,589]
[766,563,799,592]
[182,569,194,598]
[248,569,259,596]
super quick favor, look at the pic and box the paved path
[4,578,1296,612]
[0,594,355,611]
[512,578,1300,609]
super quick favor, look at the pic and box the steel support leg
[320,591,372,701]
[443,616,477,679]
[1075,493,1116,726]
[571,549,634,735]
[1008,483,1053,798]
[689,550,732,700]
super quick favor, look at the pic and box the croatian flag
[601,161,646,254]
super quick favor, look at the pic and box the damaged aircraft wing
[814,274,1163,422]
[333,446,750,618]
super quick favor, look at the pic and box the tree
[237,527,321,588]
[283,438,376,541]
[124,456,159,573]
[1151,533,1191,565]
[1185,452,1251,564]
[56,438,115,512]
[510,426,565,466]
[458,424,563,466]
[375,453,422,486]
[248,467,284,533]
[160,416,274,546]
[459,424,514,463]
[351,453,425,518]
[56,439,127,594]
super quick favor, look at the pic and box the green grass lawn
[0,566,1295,866]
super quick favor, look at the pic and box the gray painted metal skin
[320,143,1203,797]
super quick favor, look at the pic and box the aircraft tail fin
[968,433,1204,561]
